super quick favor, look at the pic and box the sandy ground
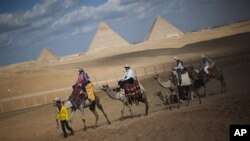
[0,49,250,141]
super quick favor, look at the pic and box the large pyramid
[86,21,129,54]
[145,16,184,41]
[36,48,58,63]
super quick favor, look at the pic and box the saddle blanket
[85,83,95,101]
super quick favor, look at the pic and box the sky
[0,0,250,66]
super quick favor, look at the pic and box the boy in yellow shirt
[55,97,74,138]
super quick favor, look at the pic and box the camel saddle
[69,84,86,109]
[123,80,142,105]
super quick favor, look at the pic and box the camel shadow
[111,114,144,122]
[72,122,111,133]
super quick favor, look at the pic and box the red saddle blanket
[123,80,142,105]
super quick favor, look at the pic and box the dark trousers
[118,78,134,88]
[60,120,73,137]
[176,69,182,85]
[123,78,134,84]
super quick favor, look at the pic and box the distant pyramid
[86,21,129,54]
[145,16,184,41]
[37,48,58,63]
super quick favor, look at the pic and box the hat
[124,64,130,68]
[201,55,206,59]
[174,57,179,61]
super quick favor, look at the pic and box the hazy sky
[0,0,250,66]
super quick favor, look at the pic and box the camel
[199,64,227,93]
[61,86,111,131]
[153,73,180,109]
[100,84,149,119]
[186,65,207,96]
[153,72,201,109]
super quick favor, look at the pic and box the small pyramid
[37,48,58,63]
[145,16,184,41]
[86,21,129,54]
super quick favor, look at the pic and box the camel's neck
[156,77,171,88]
[105,88,121,100]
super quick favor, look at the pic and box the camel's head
[153,73,159,79]
[100,84,110,92]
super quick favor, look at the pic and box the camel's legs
[79,106,87,131]
[89,104,99,128]
[120,101,133,119]
[195,90,202,104]
[127,103,133,118]
[95,99,111,125]
[120,103,126,119]
[176,92,180,108]
[166,94,172,110]
[143,96,149,116]
[70,110,75,123]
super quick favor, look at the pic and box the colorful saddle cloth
[123,80,142,105]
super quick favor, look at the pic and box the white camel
[100,83,149,119]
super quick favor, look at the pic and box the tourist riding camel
[117,64,143,105]
[173,57,185,85]
[201,55,215,77]
[71,68,95,110]
[54,97,74,138]
[118,64,135,88]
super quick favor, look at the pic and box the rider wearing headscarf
[77,68,90,88]
[76,68,95,101]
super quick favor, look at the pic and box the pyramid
[36,48,58,63]
[86,21,129,54]
[145,16,184,41]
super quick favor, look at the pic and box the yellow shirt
[56,105,69,121]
